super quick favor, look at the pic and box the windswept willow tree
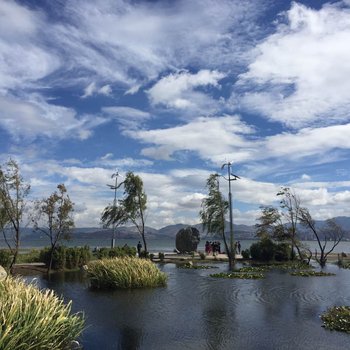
[0,159,30,271]
[101,171,148,253]
[123,172,148,253]
[200,174,233,267]
[32,184,74,273]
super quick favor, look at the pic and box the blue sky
[1,0,350,228]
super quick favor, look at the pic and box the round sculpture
[175,227,200,253]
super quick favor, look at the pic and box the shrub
[0,249,12,270]
[158,252,165,261]
[139,250,150,259]
[0,277,84,349]
[96,246,136,259]
[16,249,41,264]
[87,257,167,289]
[241,249,250,259]
[274,243,291,261]
[250,238,275,261]
[39,246,92,270]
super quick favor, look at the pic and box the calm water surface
[27,262,350,350]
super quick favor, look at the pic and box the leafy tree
[200,174,233,267]
[32,184,74,273]
[255,205,286,240]
[0,159,30,271]
[299,208,344,267]
[122,172,148,252]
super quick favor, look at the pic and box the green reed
[87,257,167,289]
[0,277,84,350]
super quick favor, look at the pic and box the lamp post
[107,170,119,249]
[221,162,240,269]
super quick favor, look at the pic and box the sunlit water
[25,262,350,350]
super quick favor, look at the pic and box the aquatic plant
[87,257,167,289]
[0,277,84,350]
[210,272,265,279]
[321,306,350,333]
[237,266,267,273]
[290,271,335,277]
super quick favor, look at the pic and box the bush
[274,243,291,261]
[0,249,12,270]
[16,249,41,264]
[0,276,84,349]
[250,238,275,261]
[96,246,136,259]
[139,250,150,259]
[39,246,92,270]
[158,252,165,261]
[87,257,167,289]
[241,249,250,259]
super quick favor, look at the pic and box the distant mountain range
[19,216,350,241]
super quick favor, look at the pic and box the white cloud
[127,115,256,163]
[147,70,225,112]
[82,83,112,98]
[102,106,151,130]
[238,1,350,128]
[0,94,105,141]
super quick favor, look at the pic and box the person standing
[238,241,241,254]
[137,241,142,256]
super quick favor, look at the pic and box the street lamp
[221,162,240,268]
[107,170,120,248]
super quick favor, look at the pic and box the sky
[1,0,350,229]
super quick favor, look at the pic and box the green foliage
[200,174,228,238]
[16,249,41,264]
[87,257,167,289]
[237,266,267,273]
[96,246,136,259]
[321,306,350,333]
[0,159,30,269]
[40,246,92,270]
[0,276,84,349]
[0,249,12,269]
[158,252,165,261]
[290,270,335,277]
[210,272,265,279]
[139,250,150,259]
[274,242,291,261]
[250,238,276,261]
[241,249,250,259]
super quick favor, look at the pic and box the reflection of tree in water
[118,326,142,350]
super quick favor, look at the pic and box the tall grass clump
[87,257,167,289]
[0,277,84,350]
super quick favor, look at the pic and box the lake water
[26,262,350,350]
[5,238,350,254]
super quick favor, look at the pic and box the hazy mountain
[13,216,350,241]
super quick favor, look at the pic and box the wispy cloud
[238,1,350,128]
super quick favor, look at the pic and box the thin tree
[32,184,74,273]
[299,208,344,267]
[277,187,303,260]
[200,174,233,267]
[122,172,148,253]
[0,159,30,272]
